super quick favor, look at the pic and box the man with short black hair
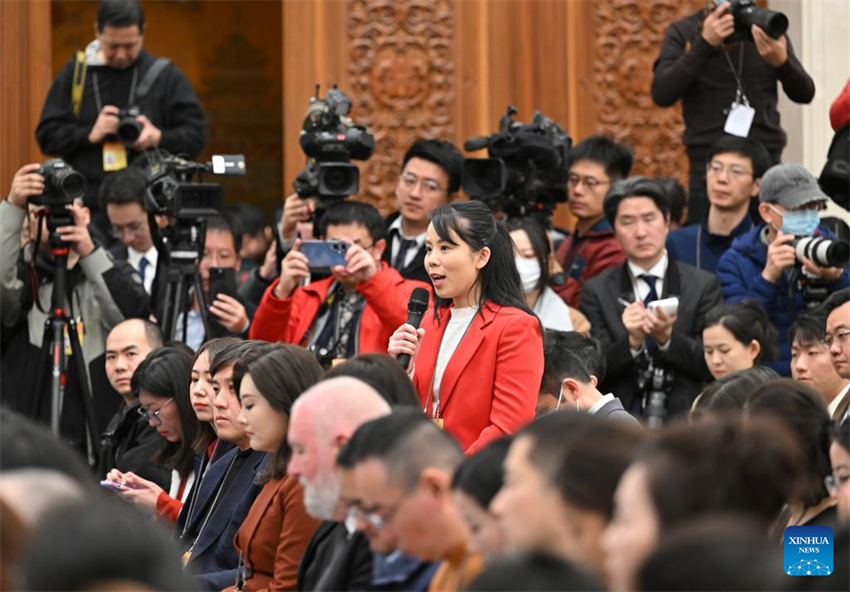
[823,289,850,385]
[98,318,168,488]
[717,164,849,375]
[250,201,429,365]
[667,136,771,274]
[552,136,632,308]
[337,410,479,591]
[790,312,850,422]
[581,177,721,419]
[36,0,207,238]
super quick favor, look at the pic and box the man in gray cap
[717,163,850,376]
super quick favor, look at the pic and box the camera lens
[117,117,142,144]
[55,169,86,200]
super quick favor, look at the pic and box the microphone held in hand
[397,287,430,370]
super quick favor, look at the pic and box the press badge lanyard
[723,45,755,137]
[423,311,476,425]
[93,67,139,172]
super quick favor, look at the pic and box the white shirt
[388,216,427,269]
[627,252,668,304]
[534,287,574,332]
[587,393,616,415]
[126,245,158,295]
[828,384,850,419]
[431,306,478,415]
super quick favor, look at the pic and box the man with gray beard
[287,377,391,591]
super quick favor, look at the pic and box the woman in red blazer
[389,201,544,454]
[225,344,324,592]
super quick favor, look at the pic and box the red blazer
[412,303,543,454]
[230,475,321,592]
[249,264,429,355]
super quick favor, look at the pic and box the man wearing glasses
[552,136,632,308]
[822,290,850,425]
[717,165,849,376]
[100,166,160,296]
[667,136,771,275]
[383,139,463,284]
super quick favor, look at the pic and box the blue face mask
[770,205,820,236]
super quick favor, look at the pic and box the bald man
[97,319,169,488]
[287,377,391,592]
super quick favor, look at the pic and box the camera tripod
[30,235,102,463]
[160,219,213,343]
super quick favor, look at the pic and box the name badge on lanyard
[724,100,755,137]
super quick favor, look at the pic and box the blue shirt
[666,214,754,275]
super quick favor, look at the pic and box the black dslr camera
[462,106,571,221]
[113,107,143,145]
[28,159,87,231]
[293,86,375,205]
[718,0,788,43]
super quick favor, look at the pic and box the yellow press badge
[432,418,444,430]
[103,141,128,171]
[63,321,85,356]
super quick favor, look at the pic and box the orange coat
[230,475,320,592]
[412,303,543,454]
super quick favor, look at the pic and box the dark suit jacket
[382,212,429,284]
[592,397,641,425]
[178,447,267,591]
[108,242,168,317]
[297,520,373,592]
[580,259,721,419]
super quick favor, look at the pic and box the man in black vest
[35,0,207,239]
[580,177,721,420]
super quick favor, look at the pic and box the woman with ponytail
[388,201,544,454]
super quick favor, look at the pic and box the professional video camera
[28,159,87,231]
[293,85,375,207]
[638,362,674,430]
[462,106,571,220]
[145,153,245,220]
[717,0,788,43]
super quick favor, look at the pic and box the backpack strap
[135,58,171,100]
[71,50,87,118]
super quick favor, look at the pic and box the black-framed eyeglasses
[824,328,850,347]
[138,397,175,426]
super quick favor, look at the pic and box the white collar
[127,245,158,267]
[627,251,668,281]
[587,393,616,415]
[389,216,427,244]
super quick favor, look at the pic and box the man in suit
[581,177,721,420]
[382,139,463,284]
[287,377,391,591]
[536,330,606,417]
[337,411,481,591]
[538,331,638,424]
[101,166,162,297]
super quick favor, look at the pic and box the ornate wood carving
[347,0,455,212]
[594,0,702,185]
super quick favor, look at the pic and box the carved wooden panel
[347,0,455,212]
[594,0,702,185]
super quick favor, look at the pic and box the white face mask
[515,257,541,294]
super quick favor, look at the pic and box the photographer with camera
[580,178,721,421]
[0,163,150,453]
[717,163,850,377]
[651,0,814,225]
[35,0,207,239]
[250,201,429,366]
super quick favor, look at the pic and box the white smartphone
[648,296,679,317]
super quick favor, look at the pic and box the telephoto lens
[794,236,850,268]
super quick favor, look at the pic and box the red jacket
[412,303,543,454]
[249,265,429,355]
[553,218,625,309]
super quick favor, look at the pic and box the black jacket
[97,402,170,489]
[35,48,207,211]
[580,259,722,418]
[651,10,814,152]
[297,520,372,592]
[382,213,429,284]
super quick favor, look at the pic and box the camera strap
[92,67,138,114]
[71,51,87,119]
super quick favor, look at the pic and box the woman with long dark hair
[230,343,323,591]
[388,201,544,453]
[106,347,215,523]
[701,299,777,378]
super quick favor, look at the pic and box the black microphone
[398,287,430,370]
[463,136,491,152]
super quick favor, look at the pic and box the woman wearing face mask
[106,347,216,524]
[701,299,777,379]
[507,218,590,334]
[229,343,323,592]
[388,201,544,454]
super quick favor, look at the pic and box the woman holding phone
[388,201,544,454]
